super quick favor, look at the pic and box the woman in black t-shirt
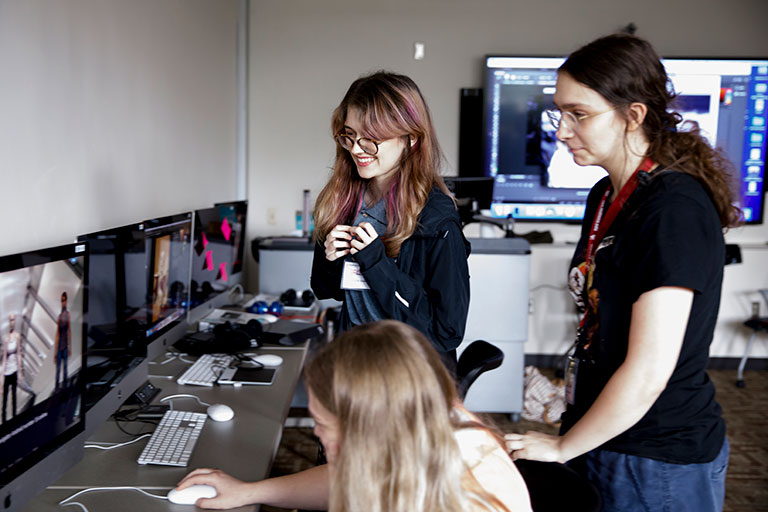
[505,34,739,512]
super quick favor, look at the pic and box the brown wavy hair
[313,72,452,257]
[304,320,512,512]
[560,33,741,228]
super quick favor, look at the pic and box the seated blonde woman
[176,319,532,511]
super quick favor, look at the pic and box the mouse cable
[60,486,167,512]
[160,393,211,409]
[84,433,152,450]
[234,353,265,368]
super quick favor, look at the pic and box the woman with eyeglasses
[310,71,470,370]
[505,34,737,512]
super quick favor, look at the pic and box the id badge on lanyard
[340,260,370,290]
[565,355,579,405]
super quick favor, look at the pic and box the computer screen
[190,201,247,309]
[77,223,148,435]
[143,213,192,347]
[664,58,768,224]
[0,243,87,510]
[483,56,768,223]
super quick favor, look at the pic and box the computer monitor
[188,201,248,323]
[77,223,149,437]
[482,55,768,223]
[663,58,768,224]
[0,243,87,512]
[443,177,494,225]
[143,213,193,360]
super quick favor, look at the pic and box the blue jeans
[576,439,729,512]
[56,350,68,388]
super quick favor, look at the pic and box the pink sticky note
[205,251,213,271]
[221,218,231,241]
[202,232,209,249]
[219,262,228,282]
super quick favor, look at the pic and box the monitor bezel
[0,243,88,511]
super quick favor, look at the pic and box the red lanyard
[579,157,655,330]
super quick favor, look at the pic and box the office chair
[737,288,768,388]
[456,339,504,399]
[515,459,603,512]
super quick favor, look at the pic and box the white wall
[0,0,240,255]
[247,0,768,358]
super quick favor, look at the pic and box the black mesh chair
[456,339,504,398]
[515,459,603,512]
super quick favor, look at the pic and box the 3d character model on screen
[55,292,71,390]
[2,312,24,422]
[152,236,171,322]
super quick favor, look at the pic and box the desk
[23,343,308,512]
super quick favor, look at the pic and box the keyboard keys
[177,354,235,386]
[137,410,207,467]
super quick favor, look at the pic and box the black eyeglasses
[335,133,380,156]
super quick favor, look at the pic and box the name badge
[341,261,370,290]
[565,356,579,406]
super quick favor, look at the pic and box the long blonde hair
[313,72,453,258]
[304,320,510,512]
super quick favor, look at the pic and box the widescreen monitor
[483,56,768,223]
[189,201,247,320]
[143,213,192,360]
[77,223,149,436]
[0,243,87,511]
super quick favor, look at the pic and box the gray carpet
[266,369,768,512]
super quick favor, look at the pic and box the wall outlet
[267,208,277,225]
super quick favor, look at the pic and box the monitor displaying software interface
[0,243,86,503]
[484,56,768,222]
[190,201,247,309]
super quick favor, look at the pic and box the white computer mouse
[206,403,235,422]
[256,314,278,323]
[167,484,218,505]
[252,354,284,367]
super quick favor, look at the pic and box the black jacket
[310,188,471,352]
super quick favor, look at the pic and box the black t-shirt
[562,170,726,464]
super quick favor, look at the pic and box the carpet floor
[265,369,767,512]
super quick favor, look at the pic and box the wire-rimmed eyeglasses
[335,133,380,156]
[545,106,618,132]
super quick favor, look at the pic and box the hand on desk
[176,468,251,509]
[505,431,567,464]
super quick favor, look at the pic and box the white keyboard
[137,409,207,467]
[177,353,235,386]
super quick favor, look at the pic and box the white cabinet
[459,238,530,419]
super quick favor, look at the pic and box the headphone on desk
[212,319,262,351]
[247,300,283,316]
[279,288,315,308]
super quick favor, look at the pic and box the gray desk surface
[23,343,309,512]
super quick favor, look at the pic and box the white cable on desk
[84,434,152,450]
[160,393,211,409]
[60,486,167,512]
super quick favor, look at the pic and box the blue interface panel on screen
[0,243,87,511]
[483,56,768,223]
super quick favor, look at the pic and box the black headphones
[279,288,315,308]
[212,319,262,352]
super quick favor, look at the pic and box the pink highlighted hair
[313,72,453,257]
